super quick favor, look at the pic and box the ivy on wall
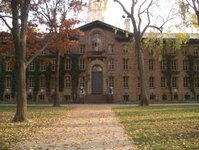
[59,57,65,92]
[33,60,40,101]
[162,54,179,101]
[45,64,52,90]
[187,55,199,99]
[11,65,16,98]
[66,53,82,102]
[0,59,5,101]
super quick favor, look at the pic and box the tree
[0,0,50,122]
[113,0,174,106]
[178,0,199,26]
[31,0,83,107]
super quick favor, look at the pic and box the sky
[0,0,198,34]
[77,0,198,34]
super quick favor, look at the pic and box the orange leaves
[0,31,14,57]
[67,40,79,52]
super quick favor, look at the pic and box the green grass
[0,106,70,149]
[114,106,199,150]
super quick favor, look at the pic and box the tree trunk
[13,61,27,122]
[54,50,60,107]
[11,0,29,121]
[135,35,149,106]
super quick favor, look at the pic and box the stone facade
[1,21,199,103]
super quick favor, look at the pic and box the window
[27,77,34,88]
[162,94,167,100]
[149,76,154,88]
[39,62,46,71]
[149,59,154,71]
[108,59,114,70]
[123,58,128,70]
[66,49,71,54]
[123,95,129,101]
[150,94,156,100]
[184,77,189,88]
[6,61,12,71]
[39,76,46,88]
[183,60,188,71]
[123,76,129,88]
[171,60,177,71]
[50,76,56,88]
[123,44,128,53]
[172,77,177,88]
[4,94,11,101]
[138,77,140,88]
[184,94,190,100]
[182,46,188,55]
[79,59,85,70]
[65,58,71,70]
[161,77,166,88]
[161,60,166,71]
[108,76,114,87]
[174,94,178,100]
[108,44,114,54]
[194,60,199,71]
[149,50,154,56]
[39,94,45,101]
[79,76,85,87]
[51,60,55,71]
[27,93,33,101]
[195,76,199,88]
[193,48,199,56]
[79,44,85,54]
[170,50,176,55]
[5,76,11,88]
[28,61,35,71]
[162,48,166,56]
[65,76,71,88]
[65,95,71,101]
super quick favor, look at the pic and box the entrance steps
[84,95,108,104]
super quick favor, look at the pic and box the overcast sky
[77,0,198,33]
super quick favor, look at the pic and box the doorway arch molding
[87,59,107,95]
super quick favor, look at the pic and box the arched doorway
[92,65,103,94]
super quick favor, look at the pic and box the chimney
[124,18,130,32]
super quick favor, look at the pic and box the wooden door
[92,71,103,94]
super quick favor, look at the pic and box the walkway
[17,105,136,150]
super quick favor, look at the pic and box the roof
[78,20,133,42]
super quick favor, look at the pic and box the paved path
[17,105,136,150]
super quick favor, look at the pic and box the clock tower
[86,0,108,23]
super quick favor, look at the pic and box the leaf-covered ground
[114,106,199,150]
[0,106,70,149]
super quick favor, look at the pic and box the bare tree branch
[138,0,152,32]
[113,0,131,17]
[0,15,12,30]
[140,0,154,37]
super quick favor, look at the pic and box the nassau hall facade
[0,20,199,103]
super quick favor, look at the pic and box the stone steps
[84,95,108,104]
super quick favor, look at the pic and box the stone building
[1,20,199,103]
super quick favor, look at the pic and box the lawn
[114,106,199,150]
[0,106,70,149]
